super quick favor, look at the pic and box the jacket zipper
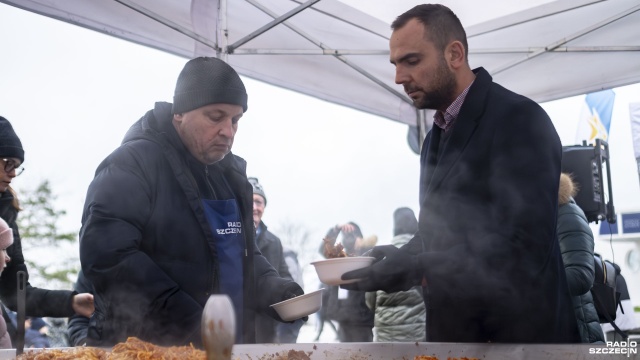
[204,165,217,199]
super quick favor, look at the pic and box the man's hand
[72,293,95,318]
[276,282,308,322]
[340,245,421,293]
[282,282,304,300]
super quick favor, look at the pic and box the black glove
[340,245,421,293]
[274,282,308,322]
[283,282,308,322]
[282,281,304,300]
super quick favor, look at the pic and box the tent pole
[243,0,409,106]
[115,0,217,49]
[492,3,640,75]
[228,0,320,53]
[217,0,228,61]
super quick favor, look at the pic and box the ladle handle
[202,295,236,360]
[16,271,26,355]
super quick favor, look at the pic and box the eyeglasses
[2,158,24,176]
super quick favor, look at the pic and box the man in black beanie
[79,57,304,348]
[248,177,297,343]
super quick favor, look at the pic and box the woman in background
[557,173,605,343]
[0,116,94,346]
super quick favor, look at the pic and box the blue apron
[202,198,244,343]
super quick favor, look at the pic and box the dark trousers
[276,319,304,343]
[337,323,373,342]
[426,306,580,343]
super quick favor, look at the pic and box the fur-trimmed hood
[559,173,577,206]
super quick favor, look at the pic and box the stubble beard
[413,59,457,111]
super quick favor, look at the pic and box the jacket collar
[425,67,491,194]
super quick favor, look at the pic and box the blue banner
[599,220,619,235]
[622,213,640,234]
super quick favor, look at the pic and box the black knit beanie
[0,116,24,163]
[393,207,418,236]
[172,57,248,114]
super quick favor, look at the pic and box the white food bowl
[311,256,375,286]
[270,289,323,322]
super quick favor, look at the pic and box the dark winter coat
[324,284,373,327]
[0,190,76,346]
[79,102,298,347]
[254,222,292,343]
[255,222,292,281]
[67,270,93,346]
[402,68,580,343]
[557,179,605,343]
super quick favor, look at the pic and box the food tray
[1,342,630,360]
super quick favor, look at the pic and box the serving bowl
[311,256,375,286]
[270,289,323,322]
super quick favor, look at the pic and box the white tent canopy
[2,0,639,127]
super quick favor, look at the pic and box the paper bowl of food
[311,256,375,286]
[270,289,323,322]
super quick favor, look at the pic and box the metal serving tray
[1,342,635,359]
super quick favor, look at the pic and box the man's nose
[219,118,236,138]
[395,67,408,85]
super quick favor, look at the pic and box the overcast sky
[1,2,639,272]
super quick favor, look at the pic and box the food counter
[2,342,636,360]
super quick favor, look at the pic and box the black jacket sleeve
[67,270,93,346]
[0,215,76,318]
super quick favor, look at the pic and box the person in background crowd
[24,316,51,348]
[276,247,305,343]
[78,57,303,348]
[313,282,339,342]
[321,222,375,342]
[249,177,294,343]
[366,207,426,342]
[342,4,580,343]
[45,318,69,347]
[557,173,605,343]
[0,116,94,348]
[0,217,14,348]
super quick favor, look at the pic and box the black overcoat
[402,68,580,343]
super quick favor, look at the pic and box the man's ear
[173,113,183,122]
[446,41,466,69]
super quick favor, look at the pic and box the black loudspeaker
[561,139,615,224]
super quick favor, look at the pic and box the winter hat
[0,218,13,249]
[0,116,24,164]
[393,207,418,236]
[248,177,266,205]
[172,57,248,114]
